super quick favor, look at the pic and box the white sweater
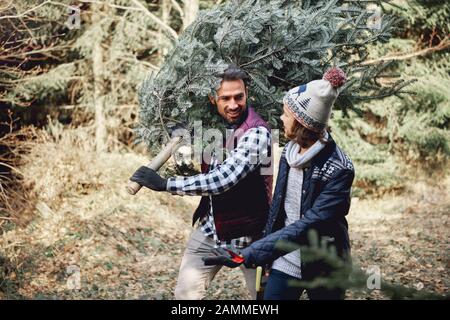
[271,166,304,279]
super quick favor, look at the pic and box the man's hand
[202,247,244,268]
[130,166,168,191]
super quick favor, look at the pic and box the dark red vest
[192,106,273,241]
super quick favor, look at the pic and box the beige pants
[174,227,257,300]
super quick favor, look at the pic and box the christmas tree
[136,0,413,150]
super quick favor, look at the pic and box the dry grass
[0,125,42,228]
[0,123,191,299]
[0,124,448,299]
[347,177,450,299]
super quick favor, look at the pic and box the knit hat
[283,67,347,133]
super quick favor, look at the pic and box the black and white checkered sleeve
[166,126,271,196]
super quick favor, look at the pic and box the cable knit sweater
[270,136,328,279]
[271,166,305,279]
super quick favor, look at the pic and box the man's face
[210,79,248,124]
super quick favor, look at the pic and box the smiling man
[211,73,248,124]
[130,65,273,300]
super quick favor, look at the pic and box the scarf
[285,131,329,168]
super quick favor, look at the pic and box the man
[130,65,272,300]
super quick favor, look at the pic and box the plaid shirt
[167,126,271,250]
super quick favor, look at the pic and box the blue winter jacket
[241,136,355,269]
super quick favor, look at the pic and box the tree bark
[362,37,450,65]
[182,0,199,31]
[157,0,172,63]
[92,4,107,153]
[131,0,178,40]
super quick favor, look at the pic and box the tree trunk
[182,0,199,31]
[92,4,107,153]
[158,0,172,63]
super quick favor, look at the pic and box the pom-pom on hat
[283,67,346,133]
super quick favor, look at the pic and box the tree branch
[171,0,184,18]
[239,7,323,68]
[130,0,178,40]
[0,45,72,59]
[1,1,179,41]
[0,0,51,20]
[362,37,450,65]
[0,1,72,20]
[0,0,13,12]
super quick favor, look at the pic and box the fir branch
[239,12,320,68]
[135,0,411,149]
[155,91,171,140]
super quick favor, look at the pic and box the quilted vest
[192,106,272,242]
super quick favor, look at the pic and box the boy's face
[209,79,248,124]
[280,103,297,139]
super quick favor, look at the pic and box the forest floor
[0,127,448,300]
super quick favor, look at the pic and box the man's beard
[226,106,248,128]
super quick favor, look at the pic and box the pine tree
[0,0,189,151]
[328,0,450,196]
[137,0,412,149]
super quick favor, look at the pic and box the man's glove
[202,247,244,268]
[130,166,168,191]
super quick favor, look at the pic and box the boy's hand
[202,247,244,268]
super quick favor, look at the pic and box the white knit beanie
[283,67,347,133]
